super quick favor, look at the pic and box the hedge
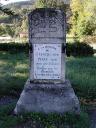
[0,42,94,56]
[0,43,29,53]
[66,42,94,57]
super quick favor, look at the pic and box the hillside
[0,0,35,24]
[3,0,35,9]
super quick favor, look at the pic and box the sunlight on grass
[0,51,96,99]
[0,51,95,127]
[0,52,29,96]
[15,63,28,69]
[0,60,7,66]
[15,63,28,73]
[12,72,28,78]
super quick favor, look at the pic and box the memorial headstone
[29,8,66,83]
[14,8,80,114]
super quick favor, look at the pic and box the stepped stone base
[14,79,80,114]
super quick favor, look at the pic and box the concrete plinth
[14,79,80,114]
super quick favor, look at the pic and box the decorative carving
[29,10,64,37]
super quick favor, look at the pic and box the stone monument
[14,8,80,114]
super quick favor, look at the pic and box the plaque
[34,44,61,80]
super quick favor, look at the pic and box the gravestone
[14,8,80,114]
[29,8,65,83]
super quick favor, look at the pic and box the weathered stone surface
[14,8,80,115]
[14,79,80,114]
[29,8,66,82]
[33,43,62,80]
[28,8,66,38]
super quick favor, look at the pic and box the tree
[70,0,96,37]
[5,25,15,37]
[0,6,15,15]
[21,17,28,33]
[0,1,15,15]
[0,24,6,36]
[35,0,69,11]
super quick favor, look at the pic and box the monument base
[14,79,80,114]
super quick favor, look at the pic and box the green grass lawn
[66,57,96,100]
[0,51,96,128]
[0,51,96,99]
[0,103,89,128]
[0,51,29,97]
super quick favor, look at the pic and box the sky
[0,0,30,5]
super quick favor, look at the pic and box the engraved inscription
[30,12,59,36]
[49,12,57,32]
[34,44,61,80]
[31,13,46,34]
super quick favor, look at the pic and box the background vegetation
[0,0,96,42]
[0,50,95,99]
[0,51,94,128]
[0,0,96,127]
[0,42,94,56]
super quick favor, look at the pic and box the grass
[0,103,89,128]
[0,51,96,99]
[0,51,29,97]
[66,56,96,100]
[0,51,96,128]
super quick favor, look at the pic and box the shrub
[0,42,29,53]
[0,42,94,57]
[66,42,94,57]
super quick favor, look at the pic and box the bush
[0,42,94,56]
[66,42,94,57]
[0,42,29,53]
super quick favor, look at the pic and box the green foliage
[0,42,94,57]
[35,0,68,10]
[0,43,29,53]
[66,42,94,57]
[0,25,6,36]
[4,25,15,37]
[0,50,95,128]
[24,112,89,128]
[20,17,28,33]
[0,103,89,128]
[0,3,15,16]
[35,0,46,8]
[70,0,96,37]
[0,50,96,100]
[0,3,30,37]
[0,104,25,128]
[0,51,28,96]
[66,56,96,100]
[0,24,16,37]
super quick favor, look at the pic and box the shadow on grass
[0,51,29,97]
[0,51,96,100]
